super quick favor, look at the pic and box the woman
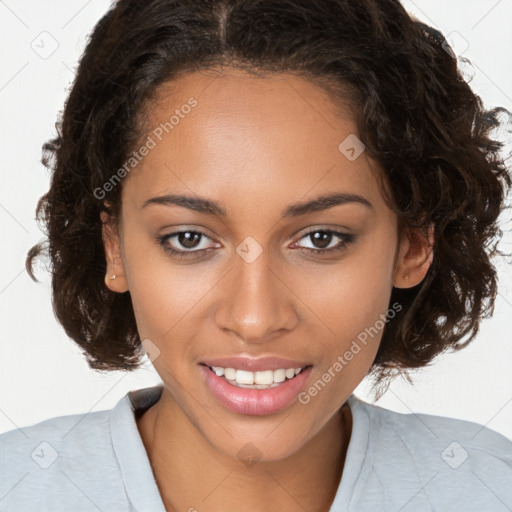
[1,0,511,511]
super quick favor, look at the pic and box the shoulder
[363,397,512,456]
[0,406,128,511]
[0,406,113,465]
[351,396,512,511]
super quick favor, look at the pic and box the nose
[214,249,299,343]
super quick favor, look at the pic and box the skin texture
[102,68,433,512]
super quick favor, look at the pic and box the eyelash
[156,228,356,259]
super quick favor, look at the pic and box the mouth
[200,363,311,389]
[199,362,313,415]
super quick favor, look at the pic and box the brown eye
[175,231,203,249]
[157,229,218,259]
[293,229,356,255]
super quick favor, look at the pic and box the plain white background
[0,0,511,440]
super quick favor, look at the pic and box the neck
[137,390,352,512]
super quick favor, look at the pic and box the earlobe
[103,271,128,292]
[394,224,434,289]
[101,210,129,293]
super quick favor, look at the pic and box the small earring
[110,275,116,280]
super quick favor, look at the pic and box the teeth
[254,370,273,385]
[210,366,305,386]
[224,367,236,380]
[213,367,225,377]
[236,369,255,384]
[285,368,295,379]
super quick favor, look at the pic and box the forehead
[123,68,385,216]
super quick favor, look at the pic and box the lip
[200,356,311,372]
[200,364,313,416]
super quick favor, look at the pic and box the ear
[393,223,434,289]
[101,209,129,293]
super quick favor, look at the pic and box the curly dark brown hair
[26,0,511,390]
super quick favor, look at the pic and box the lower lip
[200,364,312,416]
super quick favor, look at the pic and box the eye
[292,229,356,255]
[156,229,218,259]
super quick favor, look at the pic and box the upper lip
[200,356,312,372]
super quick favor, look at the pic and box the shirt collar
[109,384,166,512]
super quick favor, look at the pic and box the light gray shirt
[1,385,511,511]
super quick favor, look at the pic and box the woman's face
[104,68,423,461]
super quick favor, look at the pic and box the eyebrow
[141,192,373,218]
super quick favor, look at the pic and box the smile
[200,363,313,415]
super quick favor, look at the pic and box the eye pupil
[311,231,331,249]
[179,231,201,249]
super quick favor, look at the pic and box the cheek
[123,237,220,347]
[297,240,395,337]
[121,235,178,339]
[128,267,204,341]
